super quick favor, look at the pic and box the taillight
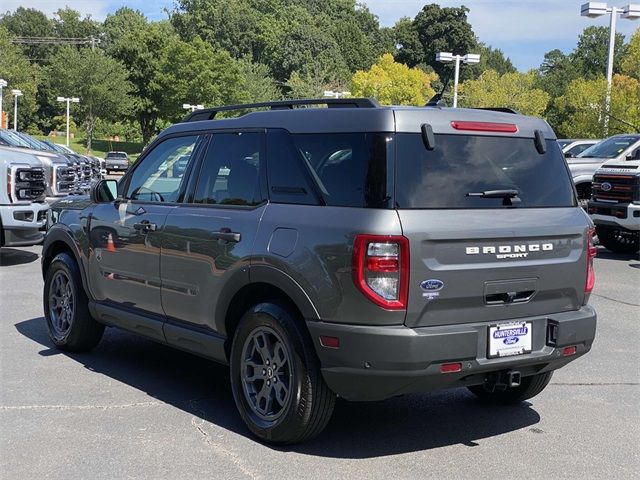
[451,121,518,133]
[353,234,409,310]
[585,227,597,293]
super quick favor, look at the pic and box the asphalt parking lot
[0,245,638,480]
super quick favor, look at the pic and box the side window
[193,132,264,206]
[266,130,319,205]
[126,135,199,202]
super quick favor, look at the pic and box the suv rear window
[107,152,127,159]
[395,134,576,209]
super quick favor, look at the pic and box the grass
[35,134,144,160]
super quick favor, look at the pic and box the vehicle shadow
[16,317,541,458]
[595,247,639,262]
[0,248,39,267]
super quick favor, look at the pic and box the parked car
[0,129,77,199]
[558,139,600,158]
[105,151,129,173]
[43,98,597,444]
[567,134,640,207]
[0,146,49,247]
[588,159,640,253]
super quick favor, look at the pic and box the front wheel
[596,225,639,254]
[230,302,336,444]
[467,371,553,404]
[43,252,104,351]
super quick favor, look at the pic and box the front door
[87,135,202,316]
[160,131,266,331]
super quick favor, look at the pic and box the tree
[458,70,550,116]
[555,74,640,138]
[468,43,516,78]
[0,27,41,129]
[238,59,282,103]
[621,29,640,80]
[394,4,476,77]
[52,7,102,41]
[104,9,175,143]
[154,37,247,122]
[572,26,627,79]
[46,47,132,150]
[0,7,54,59]
[350,54,438,105]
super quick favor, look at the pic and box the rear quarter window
[395,134,576,209]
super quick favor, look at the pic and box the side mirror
[564,152,574,158]
[91,179,118,203]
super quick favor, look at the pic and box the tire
[576,183,591,210]
[230,302,336,444]
[596,225,639,254]
[467,371,553,404]
[43,252,104,351]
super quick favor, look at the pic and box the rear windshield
[107,152,127,158]
[395,134,576,209]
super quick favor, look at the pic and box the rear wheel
[596,225,639,254]
[43,252,104,351]
[467,371,553,404]
[230,302,336,444]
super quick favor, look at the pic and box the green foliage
[0,27,41,129]
[621,29,640,80]
[0,7,54,59]
[351,54,438,106]
[238,59,282,103]
[555,74,640,137]
[572,26,627,79]
[459,70,550,116]
[45,47,132,149]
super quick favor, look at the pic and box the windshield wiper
[467,189,521,206]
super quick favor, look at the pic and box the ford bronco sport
[42,98,597,444]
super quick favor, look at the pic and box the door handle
[210,227,241,243]
[133,220,157,233]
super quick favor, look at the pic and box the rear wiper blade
[466,189,521,206]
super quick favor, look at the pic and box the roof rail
[473,107,520,115]
[183,98,381,122]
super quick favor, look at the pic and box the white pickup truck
[0,147,49,248]
[568,134,640,207]
[588,159,640,253]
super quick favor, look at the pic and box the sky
[2,0,639,71]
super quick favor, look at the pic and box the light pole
[57,96,80,147]
[182,103,204,113]
[580,3,640,134]
[323,90,351,99]
[11,89,22,131]
[0,79,7,129]
[436,52,480,108]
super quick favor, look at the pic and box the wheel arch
[41,227,90,295]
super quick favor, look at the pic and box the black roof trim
[182,98,381,122]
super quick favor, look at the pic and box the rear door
[394,132,589,328]
[160,131,266,332]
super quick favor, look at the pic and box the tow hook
[482,370,522,392]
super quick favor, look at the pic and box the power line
[11,36,101,50]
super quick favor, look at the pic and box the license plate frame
[488,321,532,358]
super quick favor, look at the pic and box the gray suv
[42,98,597,444]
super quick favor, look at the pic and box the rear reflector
[440,362,462,373]
[451,121,518,133]
[319,336,340,349]
[563,346,577,356]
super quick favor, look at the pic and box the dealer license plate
[488,322,532,358]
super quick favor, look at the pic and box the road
[1,245,638,480]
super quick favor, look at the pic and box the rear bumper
[307,306,597,401]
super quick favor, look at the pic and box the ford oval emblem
[601,182,612,192]
[420,279,444,291]
[503,336,520,345]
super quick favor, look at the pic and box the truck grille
[592,174,639,203]
[13,167,46,201]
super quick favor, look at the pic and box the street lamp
[323,90,351,99]
[182,103,204,112]
[0,79,7,129]
[11,89,22,131]
[580,3,640,134]
[436,52,480,108]
[57,96,80,147]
